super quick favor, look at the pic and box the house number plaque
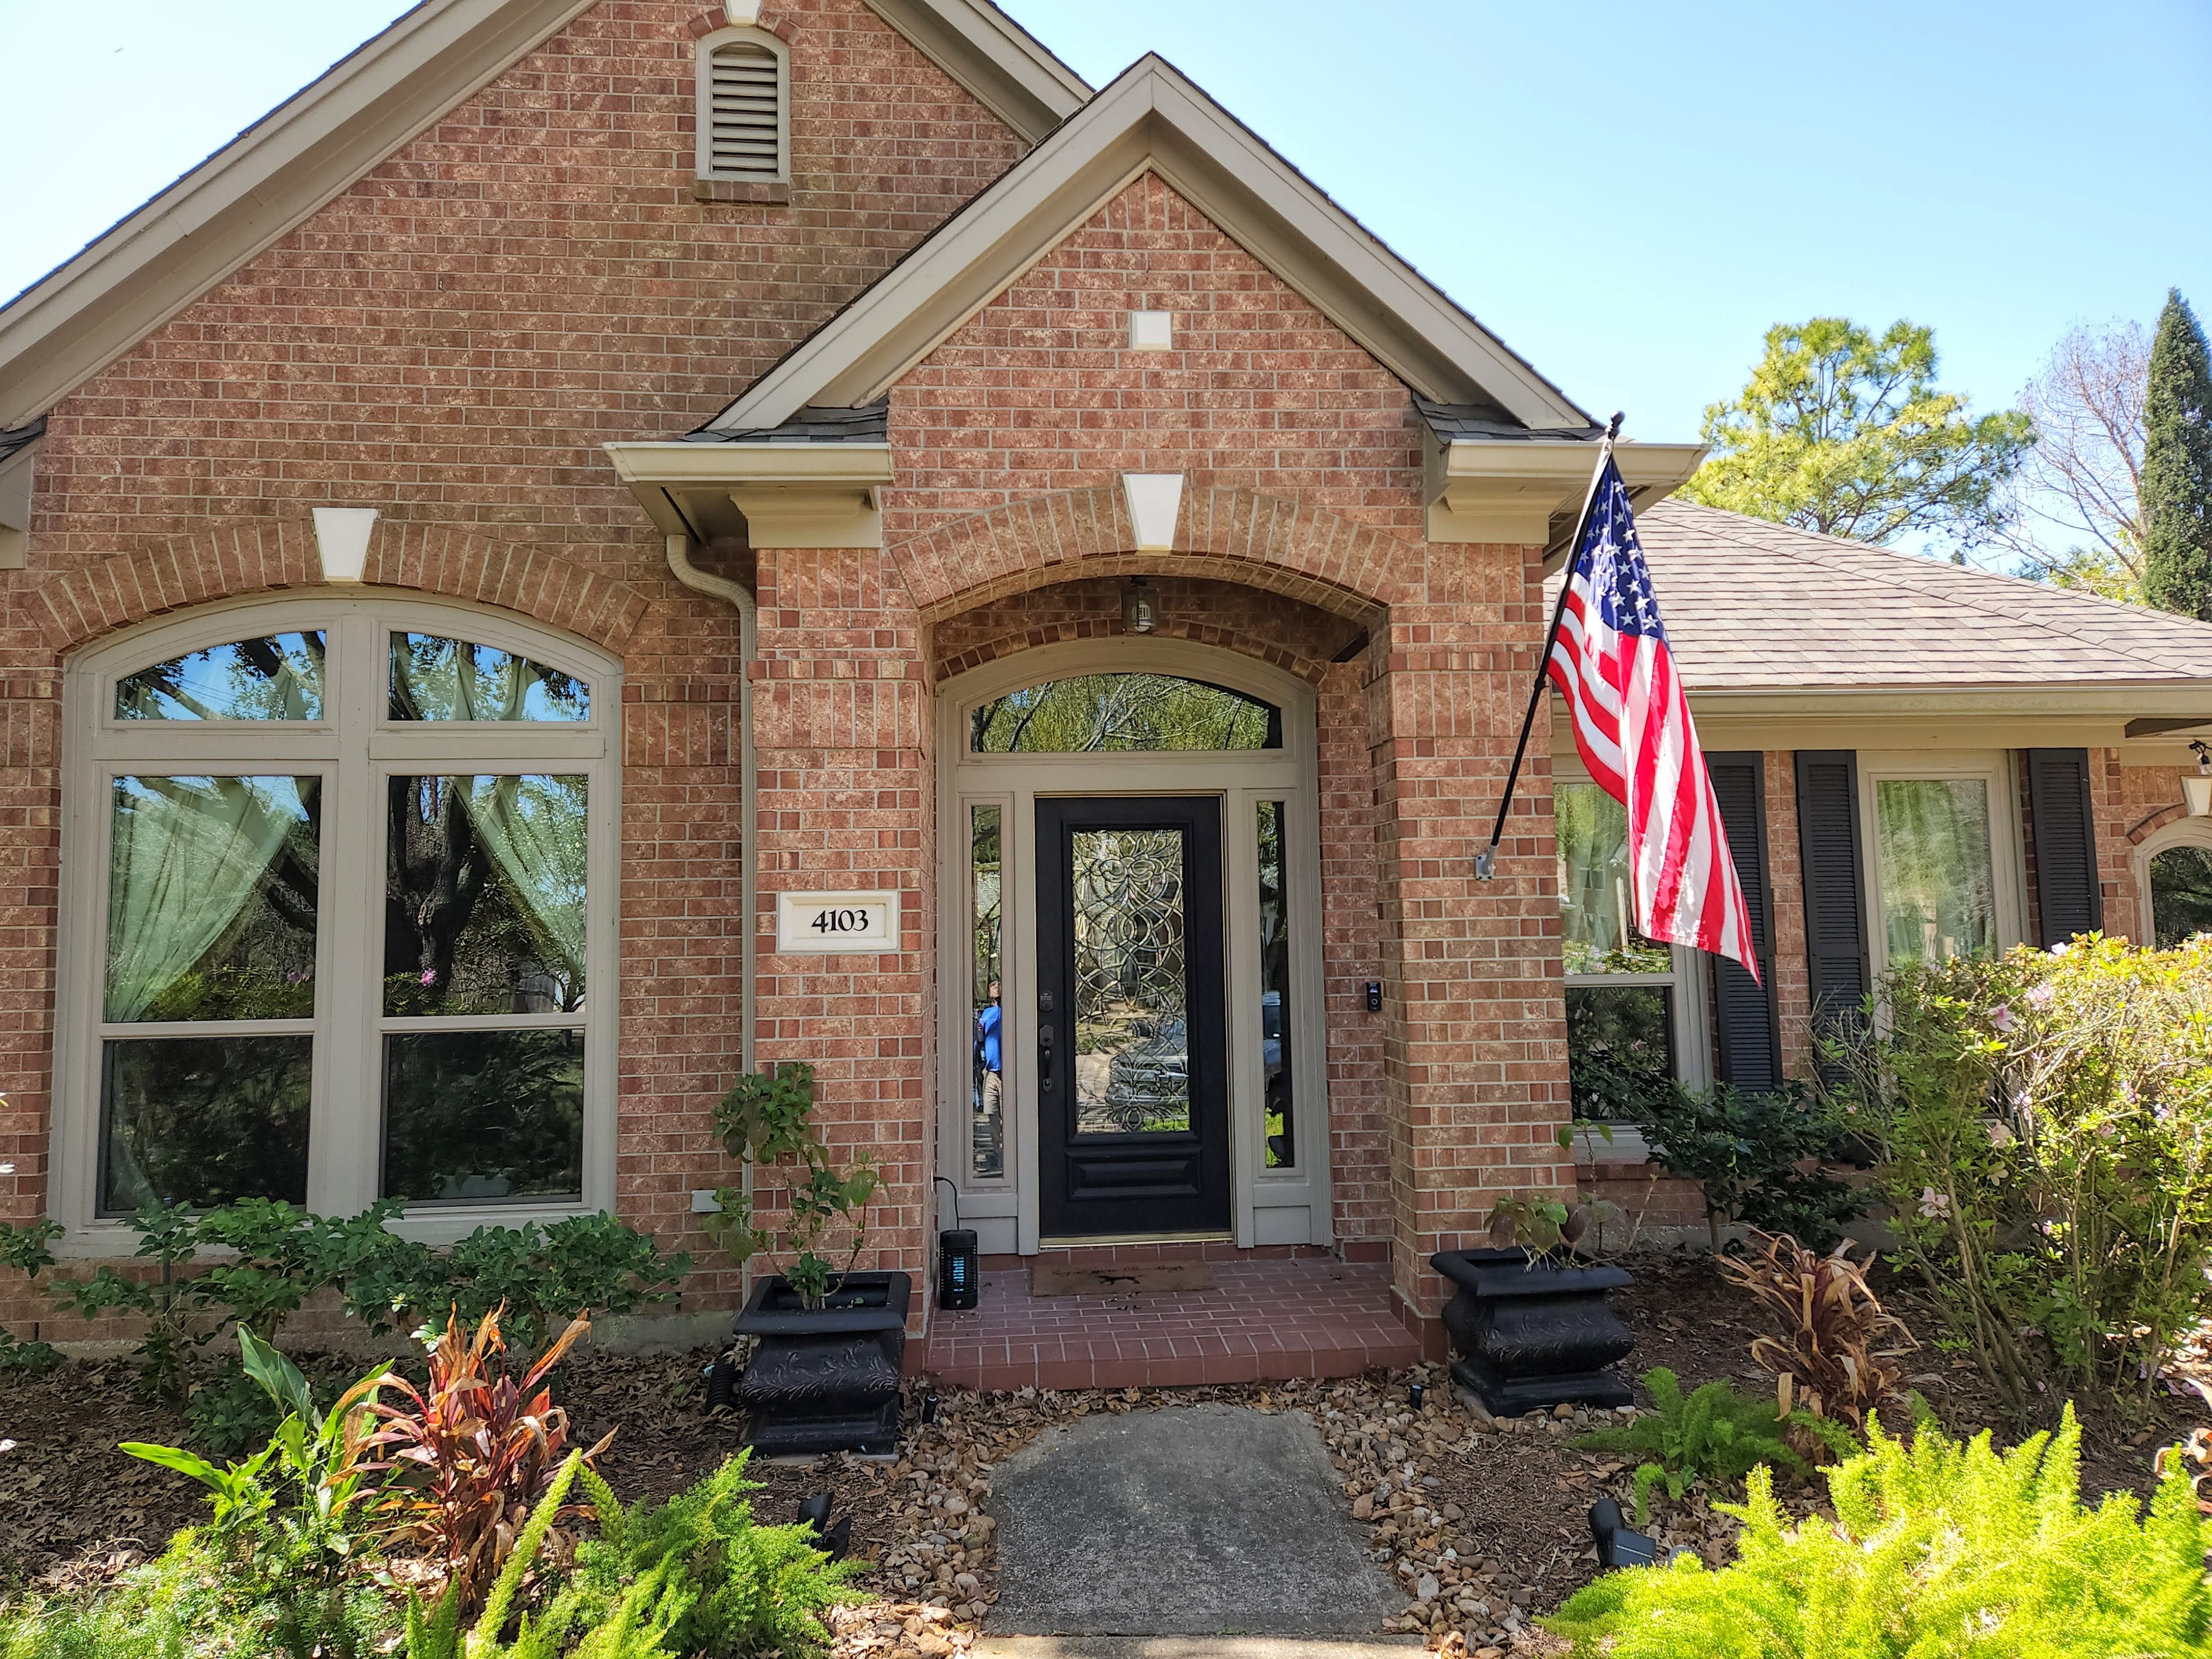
[775,889,900,953]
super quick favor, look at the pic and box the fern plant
[1547,1405,2212,1658]
[1574,1368,1857,1524]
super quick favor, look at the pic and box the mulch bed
[2,1246,2209,1657]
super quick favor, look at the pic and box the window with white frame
[2138,819,2212,947]
[1557,778,1708,1115]
[1859,753,2023,971]
[696,27,789,186]
[60,599,618,1234]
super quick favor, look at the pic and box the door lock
[1038,1023,1055,1091]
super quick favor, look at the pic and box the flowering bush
[1825,933,2212,1412]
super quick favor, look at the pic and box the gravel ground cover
[3,1246,2209,1658]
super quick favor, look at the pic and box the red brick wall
[0,0,1032,1329]
[1764,749,1814,1077]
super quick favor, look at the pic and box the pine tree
[2141,289,2212,620]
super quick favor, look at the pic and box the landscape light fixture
[2187,742,2212,817]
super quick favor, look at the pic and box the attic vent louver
[703,36,786,182]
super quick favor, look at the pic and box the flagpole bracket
[1474,846,1496,881]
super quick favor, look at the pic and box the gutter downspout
[664,534,759,1282]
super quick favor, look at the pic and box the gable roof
[1626,501,2212,696]
[0,0,1089,432]
[701,53,1592,435]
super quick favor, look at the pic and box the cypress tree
[2141,288,2212,619]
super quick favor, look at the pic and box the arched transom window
[58,599,619,1238]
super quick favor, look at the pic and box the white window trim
[934,639,1329,1256]
[55,594,622,1251]
[695,25,791,186]
[1856,749,2028,975]
[2135,814,2212,946]
[1552,759,1713,1100]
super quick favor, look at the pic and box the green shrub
[0,1214,62,1371]
[1578,1062,1864,1250]
[567,1452,860,1658]
[343,1212,689,1356]
[1827,934,2212,1412]
[1574,1368,1857,1525]
[1546,1405,2212,1658]
[0,1527,395,1659]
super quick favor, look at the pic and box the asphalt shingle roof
[1594,500,2212,691]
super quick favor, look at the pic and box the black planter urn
[734,1270,910,1457]
[1430,1247,1634,1416]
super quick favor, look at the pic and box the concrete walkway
[985,1404,1402,1640]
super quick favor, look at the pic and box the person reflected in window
[974,979,1003,1123]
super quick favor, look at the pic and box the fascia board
[604,441,896,489]
[1686,684,2212,717]
[0,0,595,430]
[862,0,1089,144]
[1434,438,1707,495]
[710,57,1592,433]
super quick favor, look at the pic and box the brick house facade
[5,0,2212,1369]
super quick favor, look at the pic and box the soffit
[0,0,1091,432]
[702,54,1593,435]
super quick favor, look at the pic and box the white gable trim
[0,0,1089,432]
[706,55,1591,434]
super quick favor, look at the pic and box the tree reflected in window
[971,675,1279,753]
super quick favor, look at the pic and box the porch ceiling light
[1121,471,1184,552]
[1123,577,1156,635]
[2187,742,2212,817]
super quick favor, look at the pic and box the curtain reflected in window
[2150,843,2212,948]
[115,633,324,721]
[971,675,1279,753]
[1876,778,1994,967]
[969,805,1005,1180]
[389,633,589,722]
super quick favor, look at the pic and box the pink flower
[1989,1005,2016,1034]
[2026,982,2056,1008]
[1917,1187,1951,1219]
[420,968,437,985]
[1987,1121,2016,1148]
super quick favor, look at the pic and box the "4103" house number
[774,889,900,954]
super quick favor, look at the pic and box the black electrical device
[1365,980,1383,1012]
[933,1175,980,1310]
[938,1228,979,1310]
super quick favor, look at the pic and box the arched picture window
[969,674,1282,753]
[60,599,619,1237]
[2149,836,2212,947]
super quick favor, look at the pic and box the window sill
[693,176,791,205]
[1572,1125,1656,1168]
[52,1202,602,1259]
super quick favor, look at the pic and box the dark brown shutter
[1707,752,1781,1089]
[1795,750,1871,1044]
[2027,747,2104,946]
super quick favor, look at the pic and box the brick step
[973,1638,1426,1658]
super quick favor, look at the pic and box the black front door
[1036,796,1230,1238]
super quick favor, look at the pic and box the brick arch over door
[893,485,1413,627]
[27,516,652,656]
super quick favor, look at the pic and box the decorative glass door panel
[1036,797,1228,1238]
[1071,827,1191,1137]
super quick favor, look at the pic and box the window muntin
[2150,843,2212,948]
[115,633,324,721]
[69,602,614,1230]
[1557,779,1695,1115]
[1874,777,1996,967]
[969,674,1281,753]
[389,633,589,723]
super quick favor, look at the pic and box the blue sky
[1,0,2206,442]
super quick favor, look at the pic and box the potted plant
[706,1061,908,1455]
[1430,1193,1636,1417]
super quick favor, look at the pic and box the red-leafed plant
[1718,1227,1914,1430]
[356,1303,613,1617]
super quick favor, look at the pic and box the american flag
[1545,455,1760,982]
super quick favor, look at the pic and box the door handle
[1039,1024,1055,1092]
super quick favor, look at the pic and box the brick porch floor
[921,1255,1420,1391]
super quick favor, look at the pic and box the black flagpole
[1473,410,1623,881]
